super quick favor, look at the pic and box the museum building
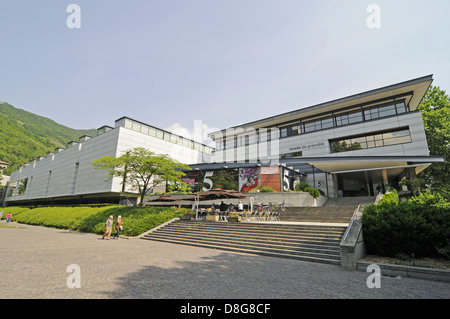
[3,75,445,206]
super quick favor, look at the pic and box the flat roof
[209,75,433,138]
[115,116,214,151]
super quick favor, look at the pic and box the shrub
[259,186,275,193]
[410,191,450,208]
[295,181,309,191]
[304,187,321,199]
[5,205,188,237]
[377,189,399,206]
[0,207,31,219]
[362,201,450,258]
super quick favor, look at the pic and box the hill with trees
[0,102,96,175]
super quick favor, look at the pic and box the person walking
[0,211,3,221]
[114,215,123,239]
[6,213,12,223]
[102,215,114,240]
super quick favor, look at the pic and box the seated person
[219,201,228,212]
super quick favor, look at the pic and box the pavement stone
[0,221,449,299]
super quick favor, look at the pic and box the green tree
[93,147,191,204]
[417,85,450,200]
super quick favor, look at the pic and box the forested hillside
[0,102,96,175]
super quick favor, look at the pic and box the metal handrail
[343,204,361,241]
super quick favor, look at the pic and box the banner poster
[239,167,260,192]
[181,178,196,186]
[260,166,281,192]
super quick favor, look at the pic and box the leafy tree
[330,140,362,153]
[417,85,450,200]
[92,147,191,204]
[207,170,238,191]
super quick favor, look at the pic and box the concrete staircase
[141,220,347,265]
[323,196,376,207]
[279,196,376,223]
[279,206,355,223]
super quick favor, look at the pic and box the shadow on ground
[101,251,319,299]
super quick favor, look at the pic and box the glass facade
[330,128,412,153]
[215,99,409,150]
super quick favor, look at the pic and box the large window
[280,123,302,137]
[216,98,410,148]
[364,100,407,120]
[330,128,412,153]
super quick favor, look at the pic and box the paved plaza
[0,222,449,299]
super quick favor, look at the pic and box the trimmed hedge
[362,194,450,258]
[0,206,188,237]
[304,187,321,199]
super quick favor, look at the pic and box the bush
[0,207,31,219]
[295,181,309,191]
[362,201,450,258]
[304,187,321,199]
[3,205,188,237]
[409,191,450,208]
[377,189,399,205]
[259,186,275,193]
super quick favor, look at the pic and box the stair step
[145,230,341,251]
[141,235,341,265]
[141,220,346,265]
[170,220,347,233]
[155,228,342,244]
[166,223,345,237]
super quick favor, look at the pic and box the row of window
[329,128,412,153]
[280,100,407,137]
[215,127,412,159]
[116,117,214,154]
[216,100,408,150]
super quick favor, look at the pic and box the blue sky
[1,0,449,143]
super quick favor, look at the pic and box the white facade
[4,75,446,204]
[207,75,444,197]
[5,117,212,205]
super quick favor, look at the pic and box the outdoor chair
[263,209,272,222]
[271,210,280,222]
[249,210,258,222]
[256,210,265,222]
[242,210,252,221]
[219,211,227,222]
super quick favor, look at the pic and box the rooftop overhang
[184,162,276,172]
[282,155,446,175]
[209,75,433,139]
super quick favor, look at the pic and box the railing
[343,205,361,241]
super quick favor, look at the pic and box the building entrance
[335,166,418,197]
